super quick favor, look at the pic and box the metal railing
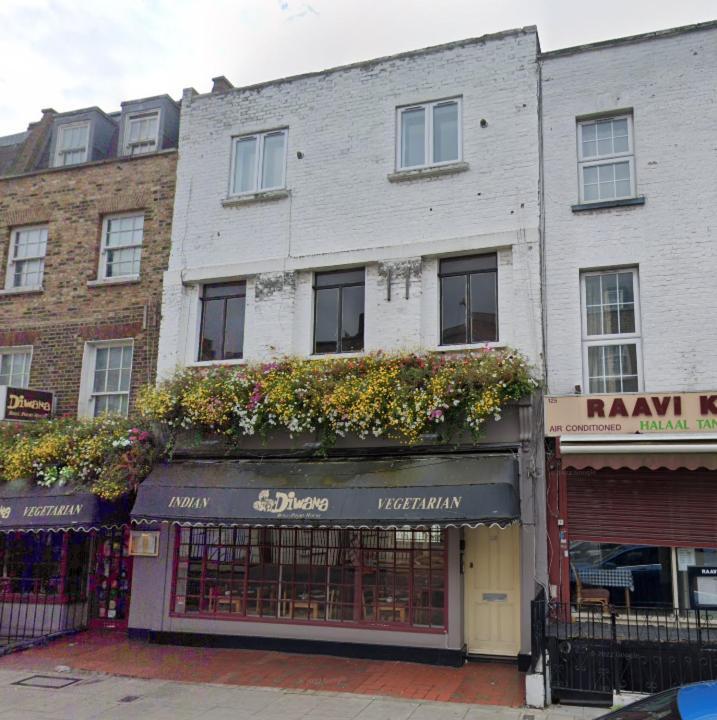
[0,587,87,654]
[533,599,717,704]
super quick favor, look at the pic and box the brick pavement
[0,631,525,707]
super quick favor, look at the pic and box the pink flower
[429,409,444,420]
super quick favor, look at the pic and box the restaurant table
[376,597,408,623]
[574,567,634,608]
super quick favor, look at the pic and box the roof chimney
[211,76,233,94]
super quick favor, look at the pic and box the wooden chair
[572,563,610,613]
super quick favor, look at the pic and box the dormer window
[54,122,89,166]
[125,111,160,155]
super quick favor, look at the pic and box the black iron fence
[533,599,717,706]
[0,587,87,654]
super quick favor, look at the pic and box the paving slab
[0,658,612,720]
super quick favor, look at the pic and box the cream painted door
[464,524,521,656]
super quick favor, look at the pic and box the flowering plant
[138,348,538,448]
[0,417,159,500]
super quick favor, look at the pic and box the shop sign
[0,494,103,529]
[0,386,54,421]
[689,566,717,609]
[545,392,717,436]
[134,482,517,525]
[128,530,160,557]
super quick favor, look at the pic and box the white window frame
[54,121,90,167]
[123,111,160,155]
[0,346,33,388]
[5,224,48,290]
[78,339,134,418]
[577,114,636,204]
[396,97,462,171]
[98,213,144,280]
[229,129,288,197]
[580,268,643,393]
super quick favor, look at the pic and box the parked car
[597,681,717,719]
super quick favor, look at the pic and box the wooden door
[464,524,521,656]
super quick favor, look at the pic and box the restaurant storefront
[0,482,132,645]
[546,392,717,611]
[542,393,717,702]
[128,451,536,666]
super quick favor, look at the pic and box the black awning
[0,482,130,531]
[131,455,519,528]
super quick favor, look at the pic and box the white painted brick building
[140,26,547,668]
[158,27,543,375]
[542,21,717,396]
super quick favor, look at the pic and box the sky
[0,0,715,135]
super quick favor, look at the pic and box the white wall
[158,28,542,376]
[542,25,717,395]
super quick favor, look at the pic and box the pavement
[0,667,609,720]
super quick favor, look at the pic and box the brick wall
[158,29,543,376]
[0,151,176,416]
[541,24,717,394]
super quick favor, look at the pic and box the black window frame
[313,268,365,355]
[198,281,247,362]
[439,254,498,346]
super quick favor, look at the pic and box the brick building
[0,96,178,417]
[540,20,717,704]
[132,28,547,668]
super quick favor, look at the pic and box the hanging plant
[138,348,539,448]
[0,417,160,500]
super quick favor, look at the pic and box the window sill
[433,342,504,353]
[188,358,246,368]
[387,162,469,183]
[0,286,43,296]
[309,351,365,360]
[222,189,290,207]
[87,276,140,288]
[572,196,646,212]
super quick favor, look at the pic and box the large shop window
[569,541,717,612]
[0,532,91,599]
[173,527,446,630]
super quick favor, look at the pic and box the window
[581,269,641,393]
[577,115,635,203]
[230,130,287,195]
[87,342,133,416]
[6,225,47,290]
[313,269,365,354]
[99,214,144,279]
[397,98,461,170]
[0,532,90,599]
[54,122,90,166]
[439,254,498,345]
[124,111,160,155]
[173,526,446,629]
[0,347,32,387]
[198,283,246,362]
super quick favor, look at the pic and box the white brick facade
[542,23,717,396]
[158,28,542,376]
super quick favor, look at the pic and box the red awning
[562,453,717,472]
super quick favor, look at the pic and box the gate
[533,600,717,706]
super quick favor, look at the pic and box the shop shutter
[567,470,717,547]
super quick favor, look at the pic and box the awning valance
[131,455,519,528]
[559,435,717,471]
[0,482,130,532]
